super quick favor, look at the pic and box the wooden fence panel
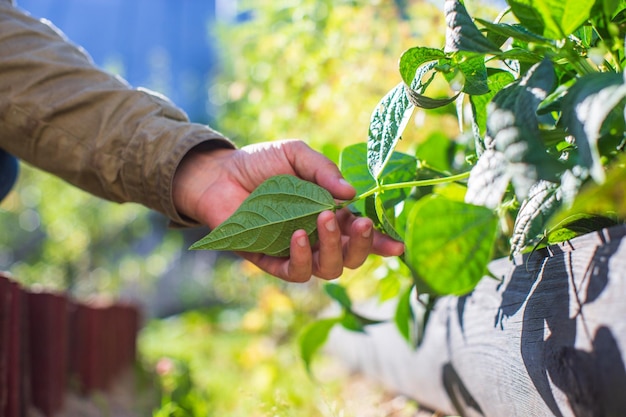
[0,273,140,416]
[27,292,69,416]
[0,274,26,417]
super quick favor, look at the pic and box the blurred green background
[0,0,496,415]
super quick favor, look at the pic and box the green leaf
[465,149,511,209]
[488,59,555,149]
[455,54,489,96]
[415,131,454,172]
[364,194,381,230]
[340,312,366,332]
[367,83,415,180]
[189,175,335,256]
[340,310,385,333]
[549,152,626,228]
[394,285,415,345]
[323,282,353,310]
[484,59,562,200]
[340,143,417,214]
[561,72,626,183]
[405,85,460,109]
[496,48,547,64]
[299,317,341,374]
[474,19,549,44]
[340,144,377,214]
[378,152,419,207]
[505,0,550,37]
[444,0,501,53]
[394,197,418,242]
[510,180,562,255]
[507,0,595,39]
[469,69,516,143]
[399,47,446,87]
[405,195,498,296]
[377,275,402,303]
[403,60,461,110]
[374,193,404,242]
[546,213,619,245]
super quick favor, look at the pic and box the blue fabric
[0,149,19,202]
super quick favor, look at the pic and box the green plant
[140,302,420,416]
[193,0,626,367]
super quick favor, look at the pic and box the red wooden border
[0,274,140,416]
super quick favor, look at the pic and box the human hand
[172,139,405,282]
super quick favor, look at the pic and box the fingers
[281,140,356,201]
[312,211,345,279]
[310,210,378,279]
[238,230,313,283]
[286,229,314,282]
[341,215,375,269]
[241,210,404,283]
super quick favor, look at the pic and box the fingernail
[325,219,337,232]
[339,178,351,187]
[362,227,372,238]
[297,235,307,247]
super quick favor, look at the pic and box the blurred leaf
[299,317,341,374]
[547,213,620,244]
[394,284,415,344]
[324,282,353,310]
[340,312,366,332]
[434,182,467,202]
[561,71,626,183]
[340,144,377,214]
[415,132,454,172]
[394,198,418,242]
[444,0,500,53]
[507,0,595,39]
[190,175,335,256]
[377,275,402,303]
[405,195,498,295]
[340,310,385,333]
[549,152,626,228]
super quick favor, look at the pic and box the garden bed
[327,225,626,417]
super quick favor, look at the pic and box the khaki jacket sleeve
[0,2,235,226]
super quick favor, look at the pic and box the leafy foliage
[201,0,626,367]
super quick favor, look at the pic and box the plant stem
[561,38,596,75]
[339,171,470,208]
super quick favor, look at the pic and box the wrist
[173,141,235,223]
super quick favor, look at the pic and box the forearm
[0,3,234,225]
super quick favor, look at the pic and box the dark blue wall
[16,0,221,123]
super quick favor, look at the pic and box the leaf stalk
[339,171,471,208]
